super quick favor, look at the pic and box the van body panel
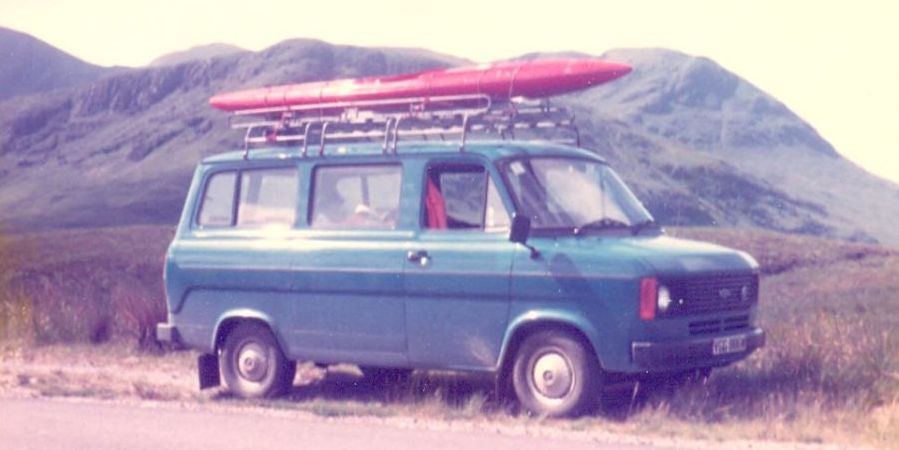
[285,232,410,366]
[404,232,516,370]
[158,141,763,380]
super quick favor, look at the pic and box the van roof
[202,140,605,165]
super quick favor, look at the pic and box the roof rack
[228,95,580,159]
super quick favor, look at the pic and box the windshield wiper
[574,218,630,235]
[630,219,657,236]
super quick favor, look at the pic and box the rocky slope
[0,39,897,244]
[560,48,899,243]
[0,39,454,229]
[149,43,247,67]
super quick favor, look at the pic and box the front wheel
[220,322,295,399]
[512,330,601,417]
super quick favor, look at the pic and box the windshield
[501,157,653,231]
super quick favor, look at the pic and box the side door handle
[406,250,430,266]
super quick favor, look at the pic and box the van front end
[628,269,765,374]
[508,233,765,378]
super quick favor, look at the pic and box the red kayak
[209,58,632,112]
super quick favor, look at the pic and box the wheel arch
[496,311,604,387]
[210,309,287,355]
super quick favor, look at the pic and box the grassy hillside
[0,226,896,446]
[3,40,899,245]
[148,43,247,67]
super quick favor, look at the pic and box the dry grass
[0,341,196,401]
[654,228,899,447]
[0,226,173,346]
[0,225,897,448]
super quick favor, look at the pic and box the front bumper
[155,322,182,346]
[631,327,765,371]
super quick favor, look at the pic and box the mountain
[0,27,109,101]
[149,43,247,67]
[0,39,897,245]
[0,39,456,229]
[562,48,899,243]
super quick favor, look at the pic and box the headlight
[657,285,672,313]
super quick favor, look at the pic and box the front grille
[662,272,758,317]
[689,314,750,335]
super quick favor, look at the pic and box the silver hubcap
[237,343,269,382]
[532,352,573,399]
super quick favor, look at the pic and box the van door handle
[406,250,430,266]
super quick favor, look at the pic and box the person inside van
[313,171,396,229]
[312,175,350,227]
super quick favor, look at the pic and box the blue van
[157,130,764,416]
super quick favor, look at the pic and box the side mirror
[510,213,539,259]
[510,213,531,244]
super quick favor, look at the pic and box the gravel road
[0,397,686,450]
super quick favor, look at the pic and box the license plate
[712,335,747,355]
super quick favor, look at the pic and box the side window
[197,171,236,226]
[237,168,299,227]
[311,165,402,229]
[424,164,509,231]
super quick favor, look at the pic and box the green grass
[0,225,897,447]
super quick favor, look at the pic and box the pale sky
[2,0,898,184]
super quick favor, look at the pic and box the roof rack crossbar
[231,97,580,157]
[241,120,580,152]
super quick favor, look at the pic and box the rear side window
[197,171,237,226]
[311,165,402,229]
[237,168,299,227]
[196,167,299,228]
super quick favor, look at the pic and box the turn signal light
[640,277,658,321]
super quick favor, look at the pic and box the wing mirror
[510,213,539,259]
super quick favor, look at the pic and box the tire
[359,366,413,385]
[512,330,601,417]
[220,322,295,399]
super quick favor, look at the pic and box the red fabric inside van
[426,178,447,229]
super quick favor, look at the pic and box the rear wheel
[220,322,295,399]
[512,330,601,417]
